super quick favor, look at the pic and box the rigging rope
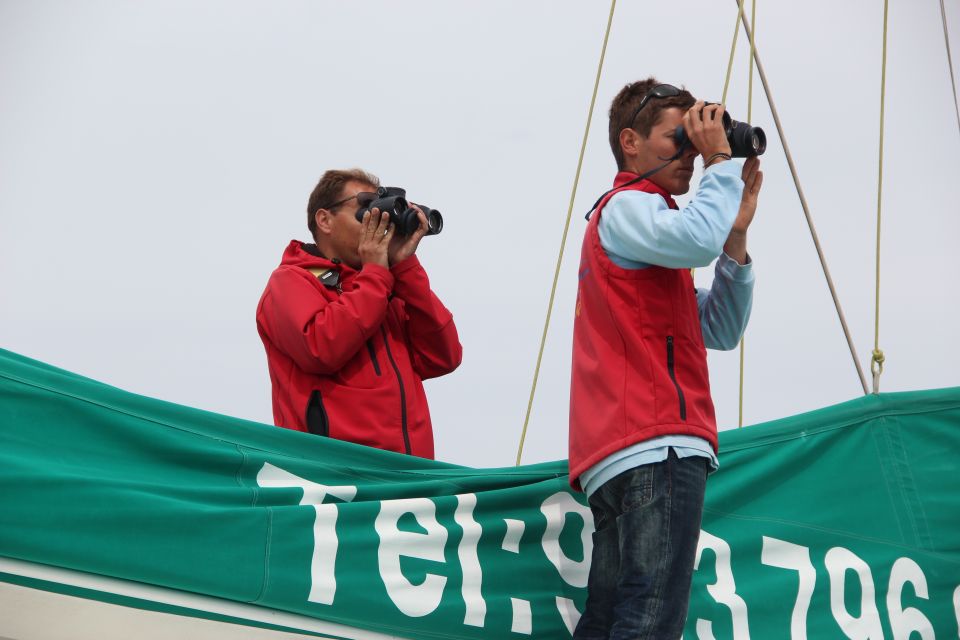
[722,6,742,104]
[738,0,757,428]
[940,0,960,138]
[748,0,756,119]
[872,0,890,394]
[722,0,758,426]
[515,0,618,465]
[731,0,870,395]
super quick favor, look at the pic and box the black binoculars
[354,187,443,237]
[675,105,767,157]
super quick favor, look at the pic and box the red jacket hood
[279,240,358,275]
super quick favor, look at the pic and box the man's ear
[314,209,333,235]
[619,127,644,160]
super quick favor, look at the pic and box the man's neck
[303,242,338,261]
[620,159,673,194]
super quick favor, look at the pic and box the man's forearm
[389,256,462,376]
[390,257,448,327]
[723,230,748,266]
[262,267,393,375]
[697,253,754,351]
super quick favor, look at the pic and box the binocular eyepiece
[674,105,767,157]
[354,187,443,237]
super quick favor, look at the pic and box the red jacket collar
[589,172,679,220]
[611,172,679,210]
[279,240,359,276]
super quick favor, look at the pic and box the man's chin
[650,174,692,196]
[671,179,692,196]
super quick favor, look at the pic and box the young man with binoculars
[256,168,461,458]
[569,78,764,639]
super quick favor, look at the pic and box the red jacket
[568,174,718,489]
[256,241,462,458]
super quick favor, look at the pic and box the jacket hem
[569,422,718,490]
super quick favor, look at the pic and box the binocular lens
[728,122,767,157]
[395,206,443,236]
[425,209,443,235]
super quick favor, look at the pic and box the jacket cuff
[360,263,395,290]
[717,251,754,282]
[390,254,422,278]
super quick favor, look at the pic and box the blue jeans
[573,449,708,640]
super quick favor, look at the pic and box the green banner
[1,348,958,638]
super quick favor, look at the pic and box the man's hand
[682,101,732,162]
[388,206,428,266]
[732,157,763,234]
[358,209,394,269]
[724,157,763,264]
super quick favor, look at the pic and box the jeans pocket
[619,465,655,512]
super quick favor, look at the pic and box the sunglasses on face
[323,191,378,211]
[629,83,682,127]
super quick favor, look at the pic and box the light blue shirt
[581,161,754,497]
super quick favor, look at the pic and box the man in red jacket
[256,168,462,458]
[570,80,762,639]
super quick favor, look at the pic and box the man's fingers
[376,211,390,235]
[363,208,381,237]
[741,156,759,181]
[688,102,704,124]
[715,103,726,122]
[682,111,694,138]
[687,103,704,136]
[744,169,763,196]
[414,210,429,238]
[703,104,725,134]
[360,211,371,240]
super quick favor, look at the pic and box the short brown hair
[306,168,381,238]
[608,78,696,170]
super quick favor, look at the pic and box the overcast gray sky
[2,0,958,468]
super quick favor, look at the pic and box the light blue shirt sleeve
[597,160,754,351]
[598,160,744,269]
[697,253,754,351]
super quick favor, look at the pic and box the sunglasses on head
[628,83,682,127]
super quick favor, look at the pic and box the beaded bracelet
[704,152,732,168]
